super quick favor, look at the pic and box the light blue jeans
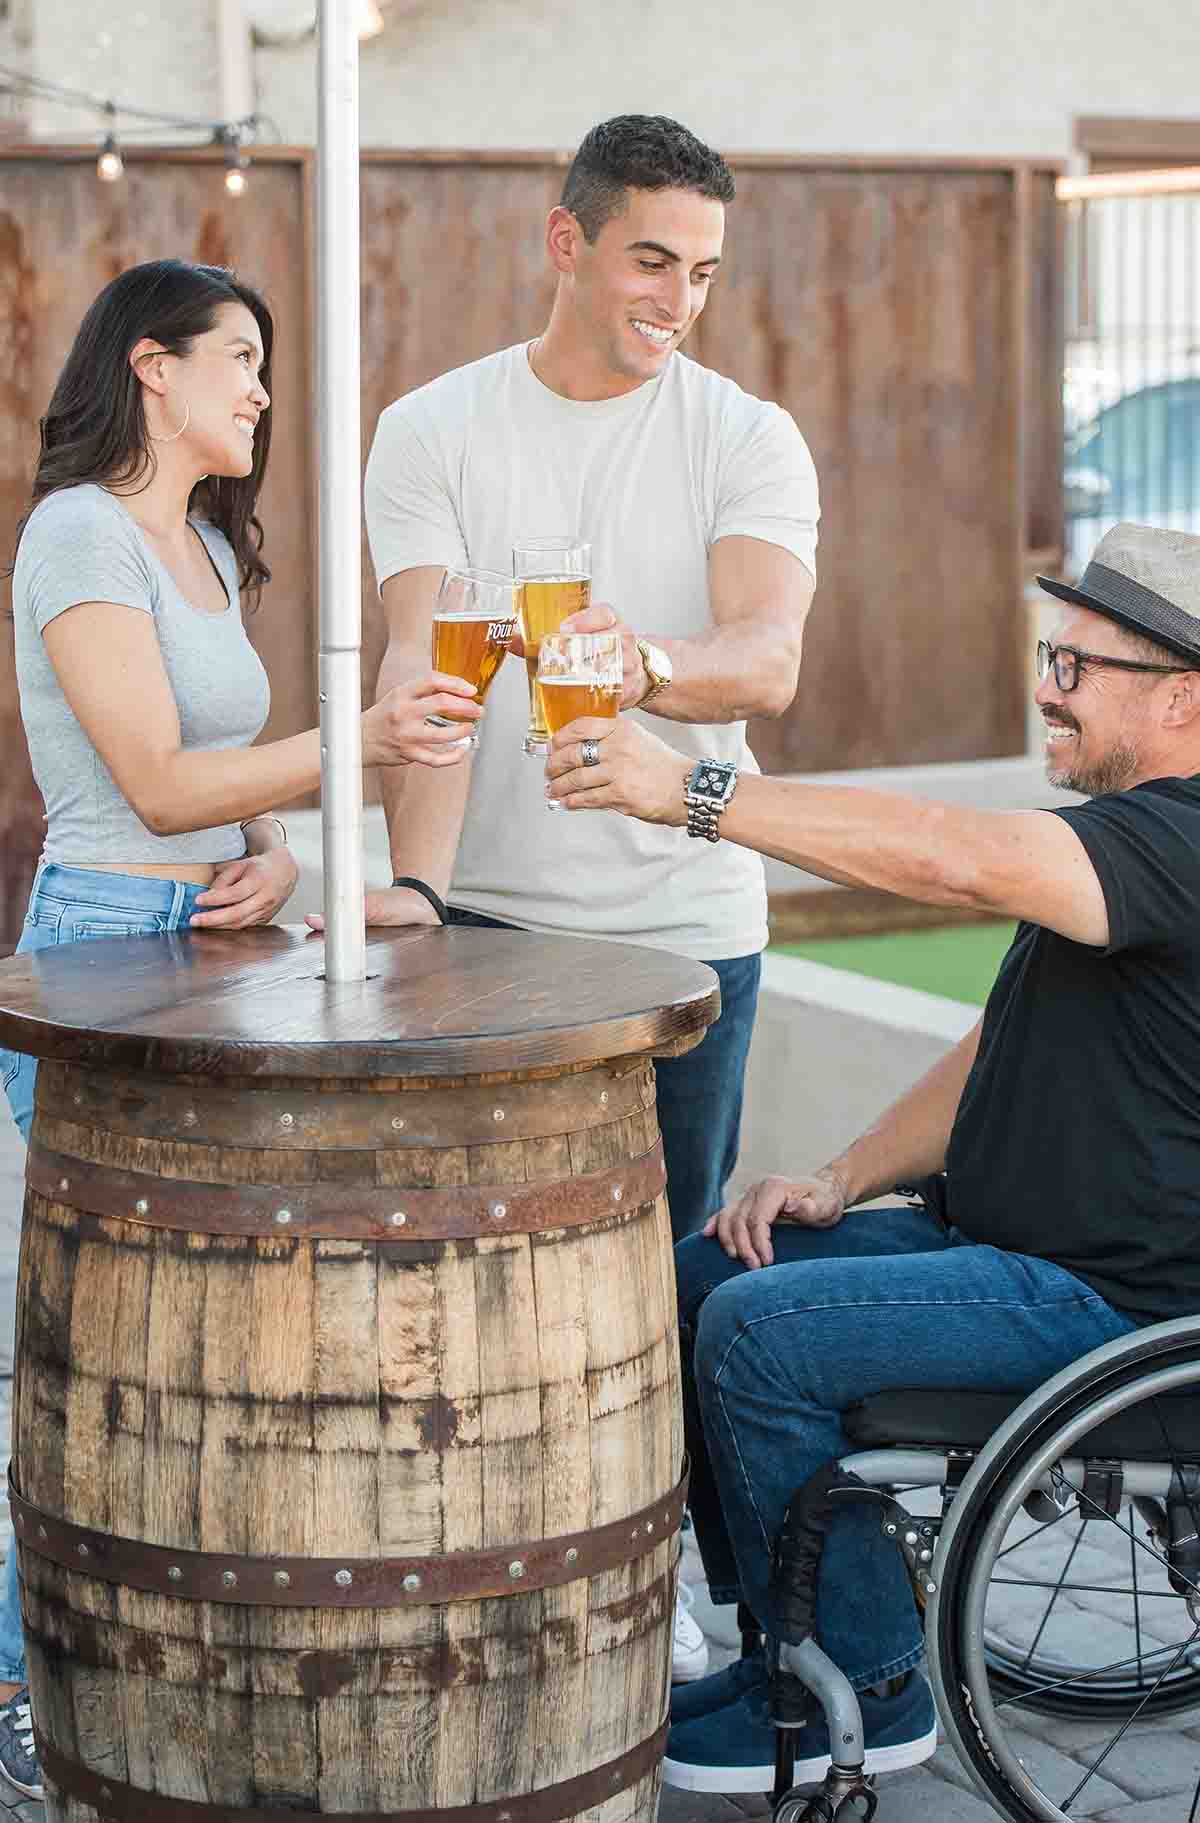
[675,1205,1143,1690]
[0,863,206,1682]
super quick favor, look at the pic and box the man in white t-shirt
[344,113,819,1277]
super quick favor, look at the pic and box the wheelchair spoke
[1018,1513,1087,1671]
[990,1574,1182,1598]
[992,1637,1199,1712]
[1131,1520,1144,1689]
[1069,1472,1200,1605]
[1062,1625,1200,1810]
[993,1507,1080,1564]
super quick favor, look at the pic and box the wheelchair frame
[764,1313,1200,1823]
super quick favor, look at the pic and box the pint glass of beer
[513,537,591,755]
[536,632,621,811]
[428,566,517,750]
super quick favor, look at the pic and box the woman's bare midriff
[70,861,221,886]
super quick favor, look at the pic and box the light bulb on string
[222,136,249,197]
[96,133,123,183]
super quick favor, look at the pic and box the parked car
[1067,377,1200,523]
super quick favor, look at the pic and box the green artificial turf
[772,921,1018,1007]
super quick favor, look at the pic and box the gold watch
[635,638,673,707]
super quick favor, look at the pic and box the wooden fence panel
[689,163,1032,774]
[358,158,561,703]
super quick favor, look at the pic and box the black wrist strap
[391,876,449,924]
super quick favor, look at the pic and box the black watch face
[692,764,735,804]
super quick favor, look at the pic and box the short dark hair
[561,115,735,243]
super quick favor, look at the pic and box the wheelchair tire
[929,1317,1200,1821]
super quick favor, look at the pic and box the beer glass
[513,537,591,755]
[536,631,621,811]
[427,566,517,750]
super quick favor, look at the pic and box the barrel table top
[0,924,720,1078]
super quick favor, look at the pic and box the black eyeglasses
[1036,639,1190,694]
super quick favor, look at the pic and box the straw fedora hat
[1038,523,1200,665]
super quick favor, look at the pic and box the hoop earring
[149,401,190,444]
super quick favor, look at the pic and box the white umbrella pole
[317,0,366,981]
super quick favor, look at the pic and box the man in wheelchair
[547,523,1200,1808]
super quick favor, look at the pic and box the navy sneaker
[0,1687,44,1800]
[663,1665,937,1793]
[669,1649,768,1726]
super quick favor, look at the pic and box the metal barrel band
[37,1061,655,1150]
[26,1139,665,1240]
[36,1722,669,1823]
[9,1462,688,1606]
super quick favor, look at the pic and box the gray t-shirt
[13,483,270,864]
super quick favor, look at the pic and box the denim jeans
[444,906,761,1244]
[674,1204,1141,1691]
[0,862,207,1683]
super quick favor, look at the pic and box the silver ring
[580,738,601,767]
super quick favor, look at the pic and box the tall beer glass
[428,566,516,750]
[513,537,591,755]
[537,631,621,811]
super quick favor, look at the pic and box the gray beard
[1052,740,1141,797]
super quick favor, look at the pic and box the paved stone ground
[0,1105,1196,1822]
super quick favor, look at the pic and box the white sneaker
[672,1581,710,1683]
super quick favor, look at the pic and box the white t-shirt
[365,343,819,961]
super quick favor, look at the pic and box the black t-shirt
[946,775,1200,1323]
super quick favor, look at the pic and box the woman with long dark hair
[0,259,480,1792]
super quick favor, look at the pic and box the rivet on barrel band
[183,1110,197,1126]
[168,1566,182,1582]
[403,1573,422,1592]
[279,1113,294,1127]
[490,1202,507,1220]
[391,1117,405,1130]
[135,1199,148,1216]
[58,1178,69,1193]
[274,1570,291,1588]
[222,1571,237,1588]
[492,1108,505,1121]
[275,1209,292,1226]
[335,1569,353,1586]
[390,1212,407,1227]
[508,1561,525,1580]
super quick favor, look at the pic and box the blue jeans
[444,907,761,1244]
[0,863,206,1682]
[675,1204,1141,1690]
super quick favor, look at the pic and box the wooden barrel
[0,926,719,1823]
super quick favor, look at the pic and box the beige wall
[253,0,1200,159]
[19,1,1200,164]
[24,1,221,140]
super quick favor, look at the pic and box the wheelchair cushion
[844,1388,1200,1460]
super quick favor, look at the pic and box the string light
[224,148,249,197]
[96,133,123,183]
[0,60,274,191]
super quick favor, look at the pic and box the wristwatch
[684,759,739,842]
[635,638,673,707]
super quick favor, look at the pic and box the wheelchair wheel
[930,1318,1200,1821]
[980,1496,1200,1718]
